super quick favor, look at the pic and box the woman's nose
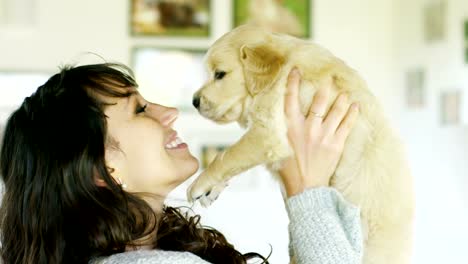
[150,104,179,127]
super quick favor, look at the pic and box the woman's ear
[103,146,129,188]
[240,42,285,96]
[95,178,107,187]
[94,166,116,187]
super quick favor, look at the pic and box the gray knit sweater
[93,187,363,264]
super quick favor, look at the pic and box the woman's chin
[180,156,200,180]
[188,156,200,174]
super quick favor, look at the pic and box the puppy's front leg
[187,125,289,206]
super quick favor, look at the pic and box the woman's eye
[214,71,226,80]
[136,104,147,114]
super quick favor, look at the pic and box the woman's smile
[164,131,188,150]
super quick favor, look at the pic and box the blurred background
[1,0,468,263]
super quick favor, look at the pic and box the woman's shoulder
[91,249,211,264]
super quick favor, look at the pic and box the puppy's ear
[240,42,284,96]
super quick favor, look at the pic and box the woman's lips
[164,131,178,145]
[164,131,187,149]
[166,141,188,150]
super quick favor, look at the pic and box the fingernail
[351,103,359,110]
[292,67,300,76]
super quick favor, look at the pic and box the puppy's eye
[214,71,226,80]
[136,104,147,114]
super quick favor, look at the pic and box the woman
[0,63,361,264]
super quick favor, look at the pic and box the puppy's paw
[187,176,227,207]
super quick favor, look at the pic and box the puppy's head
[193,25,285,124]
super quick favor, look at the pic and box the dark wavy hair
[0,63,268,264]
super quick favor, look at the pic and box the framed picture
[0,0,5,25]
[465,47,468,64]
[0,71,49,109]
[0,124,4,167]
[465,20,468,42]
[405,69,426,108]
[464,20,468,63]
[0,0,37,26]
[440,91,462,126]
[0,72,50,146]
[424,0,446,43]
[233,0,311,38]
[0,124,4,145]
[187,130,264,191]
[130,0,211,37]
[132,47,207,111]
[200,144,227,169]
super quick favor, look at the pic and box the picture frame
[465,20,468,42]
[0,0,4,25]
[0,0,37,27]
[0,124,4,172]
[200,144,227,169]
[0,71,49,109]
[0,71,49,156]
[130,0,211,37]
[0,123,4,145]
[186,130,263,191]
[233,0,311,38]
[440,90,462,126]
[464,20,468,63]
[405,69,426,109]
[423,0,446,43]
[465,47,468,64]
[131,47,207,111]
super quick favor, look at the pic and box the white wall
[3,0,468,263]
[395,0,468,263]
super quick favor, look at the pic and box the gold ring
[310,111,324,118]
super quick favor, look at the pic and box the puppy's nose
[192,96,201,109]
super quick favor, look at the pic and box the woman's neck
[126,196,166,251]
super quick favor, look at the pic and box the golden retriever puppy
[188,25,414,264]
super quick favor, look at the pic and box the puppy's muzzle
[192,95,201,109]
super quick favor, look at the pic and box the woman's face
[103,89,199,197]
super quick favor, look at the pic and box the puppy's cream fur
[189,25,414,264]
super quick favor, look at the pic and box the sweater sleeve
[92,250,212,264]
[286,187,363,264]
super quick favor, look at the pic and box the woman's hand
[278,68,359,197]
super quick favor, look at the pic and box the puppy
[188,25,414,264]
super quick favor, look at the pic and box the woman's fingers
[284,68,302,119]
[307,88,329,126]
[323,93,350,135]
[336,103,359,143]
